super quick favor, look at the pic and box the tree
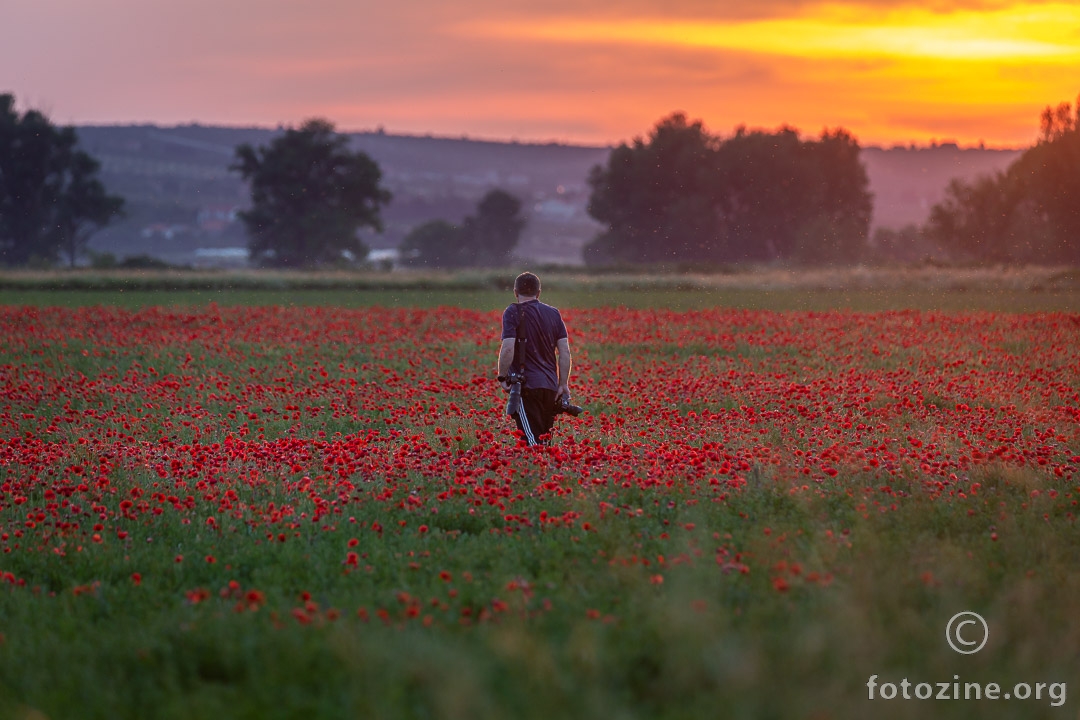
[399,220,464,267]
[925,172,1028,263]
[583,113,872,266]
[714,126,818,262]
[925,93,1080,264]
[792,129,873,264]
[1013,95,1080,263]
[462,189,525,266]
[585,113,720,265]
[232,119,391,267]
[0,94,123,266]
[52,150,126,267]
[398,189,525,268]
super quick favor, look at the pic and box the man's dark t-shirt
[501,299,567,392]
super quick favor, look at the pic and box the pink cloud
[1,0,1073,147]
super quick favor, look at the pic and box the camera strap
[513,302,528,374]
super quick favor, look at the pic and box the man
[497,272,572,446]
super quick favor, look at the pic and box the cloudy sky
[3,0,1078,147]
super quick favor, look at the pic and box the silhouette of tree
[0,94,123,266]
[463,189,525,266]
[715,126,817,262]
[399,220,463,268]
[926,172,1025,263]
[798,128,874,263]
[584,113,872,266]
[232,119,391,267]
[585,113,720,265]
[927,94,1080,264]
[399,189,525,268]
[52,150,125,267]
[1016,96,1080,262]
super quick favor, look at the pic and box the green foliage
[232,119,391,268]
[400,220,466,267]
[87,250,118,269]
[116,254,175,269]
[0,93,124,267]
[926,172,1028,263]
[584,113,872,266]
[2,267,1079,313]
[1011,99,1080,262]
[464,189,525,266]
[585,114,720,266]
[401,189,525,268]
[927,93,1080,264]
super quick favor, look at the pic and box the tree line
[0,94,123,267]
[2,90,1079,268]
[584,113,872,266]
[922,98,1080,265]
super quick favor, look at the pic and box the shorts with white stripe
[513,388,558,446]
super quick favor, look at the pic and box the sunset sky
[3,0,1078,148]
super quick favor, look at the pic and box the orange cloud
[459,3,1080,62]
[448,1,1080,146]
[4,0,1076,147]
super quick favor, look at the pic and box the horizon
[4,1,1078,150]
[69,119,1027,153]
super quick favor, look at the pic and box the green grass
[0,277,1077,719]
[2,476,1075,719]
[2,286,1078,313]
[1,265,1078,311]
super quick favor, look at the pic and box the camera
[497,372,525,417]
[555,393,584,417]
[498,373,584,418]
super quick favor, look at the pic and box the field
[1,270,1079,719]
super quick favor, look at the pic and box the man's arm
[556,337,571,398]
[497,338,516,389]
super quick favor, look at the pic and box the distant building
[532,198,578,221]
[367,248,400,269]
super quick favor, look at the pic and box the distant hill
[862,144,1021,230]
[75,124,1021,267]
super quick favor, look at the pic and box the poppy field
[1,295,1079,719]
